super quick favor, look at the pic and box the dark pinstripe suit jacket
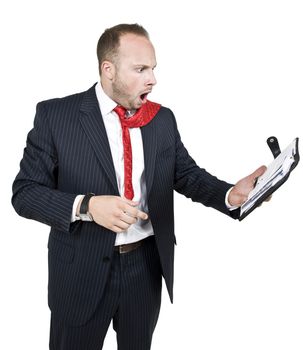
[12,84,239,326]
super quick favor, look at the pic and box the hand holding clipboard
[239,137,300,221]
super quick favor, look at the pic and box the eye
[137,67,145,73]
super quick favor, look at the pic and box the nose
[147,70,157,86]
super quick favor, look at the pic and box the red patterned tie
[113,101,161,200]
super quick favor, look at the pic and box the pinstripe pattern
[12,84,239,330]
[50,237,162,350]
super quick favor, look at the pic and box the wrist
[76,196,84,217]
[226,187,240,209]
[78,193,95,221]
[88,195,96,217]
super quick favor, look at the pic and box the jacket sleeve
[12,102,77,232]
[172,114,240,219]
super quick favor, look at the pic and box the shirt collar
[95,81,117,117]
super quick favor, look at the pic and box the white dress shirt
[72,82,154,245]
[72,83,238,244]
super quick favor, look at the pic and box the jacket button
[103,256,110,263]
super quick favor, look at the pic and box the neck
[100,79,113,100]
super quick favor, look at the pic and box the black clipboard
[239,137,300,221]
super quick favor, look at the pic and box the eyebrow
[134,64,157,69]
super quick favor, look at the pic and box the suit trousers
[49,236,162,350]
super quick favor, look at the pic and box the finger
[111,225,126,233]
[123,206,148,220]
[121,202,149,220]
[264,194,272,202]
[114,220,130,231]
[119,212,137,225]
[121,203,138,216]
[135,209,148,220]
[250,165,267,180]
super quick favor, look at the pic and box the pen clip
[267,136,281,159]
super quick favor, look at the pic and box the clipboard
[239,136,300,221]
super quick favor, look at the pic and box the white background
[1,0,302,349]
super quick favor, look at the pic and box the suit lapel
[79,85,119,194]
[141,119,158,198]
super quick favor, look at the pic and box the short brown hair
[96,23,149,75]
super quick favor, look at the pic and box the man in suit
[12,23,266,350]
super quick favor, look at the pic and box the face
[107,34,157,110]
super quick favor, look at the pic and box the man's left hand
[228,165,267,207]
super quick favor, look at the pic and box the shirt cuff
[71,195,84,222]
[225,187,240,211]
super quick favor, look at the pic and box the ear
[101,60,115,80]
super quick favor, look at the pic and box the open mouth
[140,93,149,102]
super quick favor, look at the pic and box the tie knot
[113,105,127,119]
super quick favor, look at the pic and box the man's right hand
[82,195,148,233]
